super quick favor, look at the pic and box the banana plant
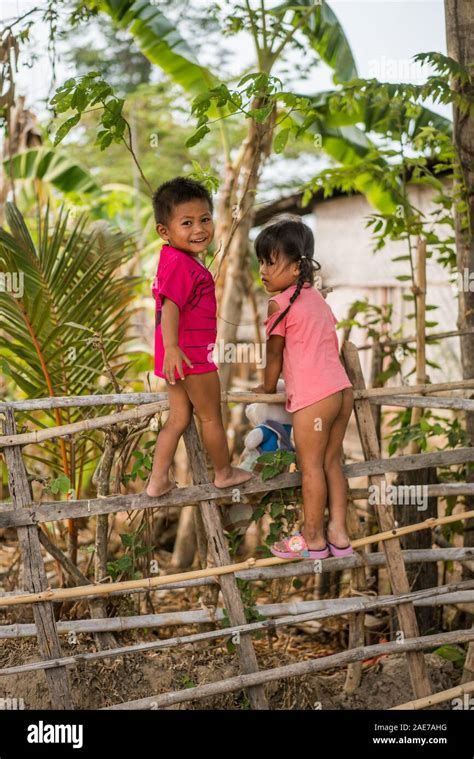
[55,0,453,392]
[0,202,143,497]
[3,147,101,196]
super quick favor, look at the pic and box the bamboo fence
[1,341,474,710]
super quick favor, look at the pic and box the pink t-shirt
[152,244,218,380]
[263,282,353,413]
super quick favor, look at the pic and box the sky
[1,0,451,205]
[2,0,449,117]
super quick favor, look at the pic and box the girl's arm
[263,301,284,392]
[161,297,193,383]
[264,335,284,392]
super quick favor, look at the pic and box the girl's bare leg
[146,380,193,497]
[324,388,354,547]
[292,392,343,550]
[183,371,253,488]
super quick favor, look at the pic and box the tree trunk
[216,97,276,403]
[444,0,474,681]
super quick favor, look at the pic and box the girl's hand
[163,346,193,384]
[251,384,267,393]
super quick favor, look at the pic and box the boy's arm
[161,297,193,382]
[263,301,285,393]
[161,297,180,347]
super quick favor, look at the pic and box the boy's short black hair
[152,176,213,226]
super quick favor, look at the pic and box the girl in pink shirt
[252,217,354,560]
[146,177,253,498]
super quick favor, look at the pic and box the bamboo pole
[102,629,474,710]
[390,680,474,710]
[1,547,472,604]
[1,511,474,608]
[343,340,432,698]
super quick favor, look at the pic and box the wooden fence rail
[1,343,473,709]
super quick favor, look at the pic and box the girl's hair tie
[301,255,307,259]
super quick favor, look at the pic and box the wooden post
[343,497,367,694]
[183,417,268,709]
[410,237,427,450]
[2,407,74,709]
[342,342,432,699]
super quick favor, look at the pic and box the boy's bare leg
[146,380,193,497]
[183,371,254,488]
[323,387,354,547]
[291,392,343,550]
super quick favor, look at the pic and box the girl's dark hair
[152,176,213,225]
[254,216,321,335]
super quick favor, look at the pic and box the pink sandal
[270,532,330,560]
[327,540,353,557]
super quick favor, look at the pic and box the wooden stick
[2,381,474,448]
[38,527,117,651]
[343,340,432,699]
[183,419,268,709]
[1,511,474,608]
[2,579,471,643]
[411,235,426,443]
[371,395,474,411]
[102,629,474,710]
[3,479,474,516]
[1,581,473,675]
[0,546,472,604]
[2,380,474,413]
[390,680,474,710]
[2,450,474,530]
[2,408,74,709]
[357,329,474,351]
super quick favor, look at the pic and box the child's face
[259,250,300,293]
[156,199,214,256]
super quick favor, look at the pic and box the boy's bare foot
[214,466,254,489]
[145,477,177,498]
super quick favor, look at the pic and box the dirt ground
[0,625,460,710]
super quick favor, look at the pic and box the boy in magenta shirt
[147,177,253,497]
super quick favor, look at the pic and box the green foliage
[46,474,71,496]
[225,528,245,559]
[3,148,101,197]
[432,644,466,669]
[107,520,154,581]
[181,675,197,688]
[249,450,301,557]
[220,579,266,652]
[122,440,155,485]
[0,201,141,482]
[91,0,219,99]
[51,73,127,150]
[257,449,297,480]
[385,408,468,457]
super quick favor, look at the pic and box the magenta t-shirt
[152,244,218,380]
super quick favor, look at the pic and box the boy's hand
[163,346,193,384]
[251,384,276,393]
